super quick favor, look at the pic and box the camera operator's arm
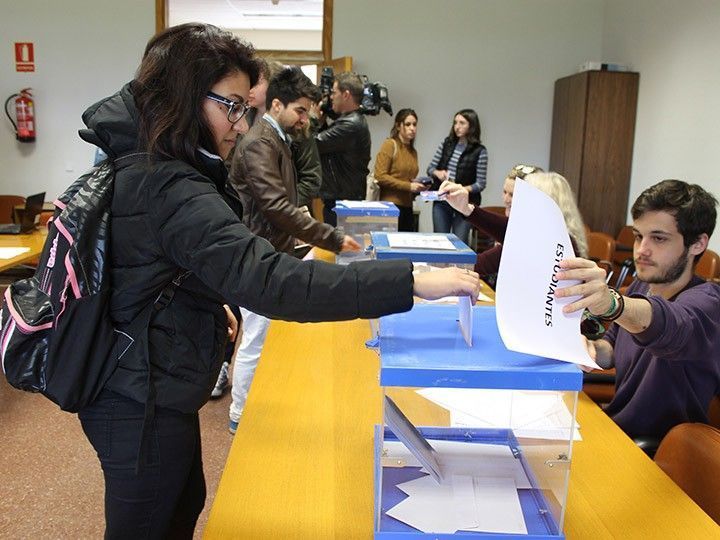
[315,115,359,154]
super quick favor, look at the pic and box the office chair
[586,231,616,284]
[0,195,26,224]
[696,249,719,281]
[654,423,720,524]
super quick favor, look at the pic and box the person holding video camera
[316,71,371,226]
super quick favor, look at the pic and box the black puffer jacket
[79,83,414,413]
[316,110,371,200]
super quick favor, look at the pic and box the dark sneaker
[229,419,238,435]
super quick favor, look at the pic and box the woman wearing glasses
[75,23,479,539]
[427,108,488,244]
[439,166,588,284]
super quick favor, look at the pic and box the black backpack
[0,153,185,412]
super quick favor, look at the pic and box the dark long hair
[390,108,418,149]
[132,23,260,167]
[447,108,481,145]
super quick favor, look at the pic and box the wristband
[599,288,625,322]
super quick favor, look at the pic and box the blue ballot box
[371,231,476,271]
[333,201,399,264]
[374,304,581,538]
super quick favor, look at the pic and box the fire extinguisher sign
[15,42,35,72]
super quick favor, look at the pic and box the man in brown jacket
[224,67,360,432]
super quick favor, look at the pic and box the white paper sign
[495,181,599,369]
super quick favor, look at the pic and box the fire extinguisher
[4,88,36,142]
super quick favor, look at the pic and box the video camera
[318,66,393,117]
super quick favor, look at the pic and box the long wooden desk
[205,297,719,538]
[0,228,46,272]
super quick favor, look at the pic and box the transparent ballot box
[374,304,581,539]
[371,231,476,271]
[334,200,399,264]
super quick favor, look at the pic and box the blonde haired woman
[439,168,588,280]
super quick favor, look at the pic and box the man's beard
[638,245,689,284]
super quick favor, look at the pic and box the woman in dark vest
[426,108,488,244]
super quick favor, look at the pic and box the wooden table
[204,273,719,538]
[0,228,46,272]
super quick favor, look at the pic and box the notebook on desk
[0,192,46,234]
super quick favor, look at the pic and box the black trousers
[397,205,415,232]
[79,390,205,540]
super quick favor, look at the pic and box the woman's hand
[410,181,427,193]
[223,304,239,342]
[413,267,480,303]
[340,235,362,252]
[433,169,449,183]
[438,180,473,216]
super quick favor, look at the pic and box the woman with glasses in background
[75,23,479,539]
[439,166,588,287]
[426,108,488,244]
[374,108,426,231]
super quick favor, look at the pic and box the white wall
[0,1,154,199]
[602,0,720,253]
[333,0,604,230]
[228,29,321,51]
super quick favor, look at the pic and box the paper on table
[495,181,599,369]
[386,233,456,250]
[417,387,581,441]
[458,295,473,346]
[0,247,30,259]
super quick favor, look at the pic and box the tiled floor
[0,375,235,539]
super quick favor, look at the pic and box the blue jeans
[79,390,205,539]
[432,200,471,245]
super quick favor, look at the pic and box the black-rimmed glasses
[206,91,250,124]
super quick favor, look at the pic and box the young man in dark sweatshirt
[556,179,719,444]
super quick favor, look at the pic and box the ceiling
[168,0,323,31]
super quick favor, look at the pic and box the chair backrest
[587,231,616,281]
[0,195,26,224]
[708,395,720,430]
[614,225,634,265]
[654,423,720,524]
[696,249,720,281]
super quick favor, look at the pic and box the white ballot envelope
[495,181,600,369]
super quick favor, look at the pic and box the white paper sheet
[495,181,600,369]
[383,439,531,489]
[417,387,581,441]
[386,233,456,250]
[387,474,527,534]
[0,247,30,259]
[460,477,528,534]
[458,295,473,346]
